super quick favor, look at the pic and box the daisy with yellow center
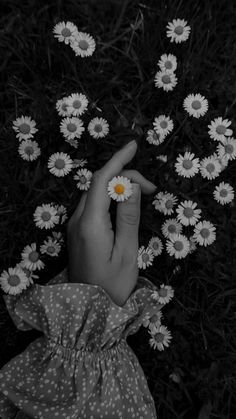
[156,154,168,163]
[107,176,133,202]
[60,117,85,140]
[0,266,31,295]
[152,191,178,215]
[88,117,109,139]
[70,32,96,57]
[154,69,178,91]
[53,21,78,44]
[74,168,93,191]
[33,203,60,229]
[40,238,61,257]
[175,151,200,178]
[151,284,174,305]
[142,310,163,332]
[72,158,88,169]
[183,94,208,118]
[176,200,202,226]
[153,115,174,138]
[193,221,216,247]
[166,18,191,43]
[146,129,165,145]
[18,139,41,162]
[166,233,190,259]
[67,93,89,117]
[56,97,72,117]
[148,237,163,256]
[48,152,73,177]
[137,246,155,269]
[199,155,222,180]
[208,117,233,142]
[213,182,234,205]
[148,325,172,351]
[158,53,177,72]
[21,243,45,271]
[12,116,38,141]
[217,137,236,161]
[161,218,183,238]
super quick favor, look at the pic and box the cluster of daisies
[53,21,96,58]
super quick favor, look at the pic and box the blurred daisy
[72,158,88,168]
[74,168,93,190]
[217,137,236,161]
[217,155,229,171]
[199,155,222,180]
[176,200,202,226]
[65,138,79,149]
[0,266,30,295]
[56,97,71,117]
[137,246,155,269]
[208,117,233,142]
[156,154,168,162]
[48,152,73,177]
[60,117,85,140]
[166,233,190,259]
[154,70,177,91]
[55,204,68,224]
[175,151,200,178]
[146,129,165,145]
[70,32,96,57]
[151,284,174,305]
[166,18,191,43]
[213,182,234,205]
[40,238,61,257]
[51,231,64,245]
[183,94,208,118]
[18,139,41,161]
[107,176,133,202]
[158,53,177,72]
[53,21,78,44]
[188,236,198,254]
[148,237,163,256]
[21,243,45,271]
[193,221,216,247]
[152,191,178,215]
[149,325,172,351]
[142,310,163,332]
[33,203,60,230]
[67,93,89,116]
[88,117,109,139]
[12,116,38,141]
[16,263,39,283]
[161,218,183,238]
[153,115,174,137]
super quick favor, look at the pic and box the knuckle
[120,211,140,225]
[92,169,103,182]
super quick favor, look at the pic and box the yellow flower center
[73,100,82,109]
[200,228,210,238]
[159,288,168,297]
[225,144,233,154]
[162,75,171,84]
[165,60,173,69]
[174,25,184,35]
[220,188,228,197]
[29,251,39,262]
[94,124,102,133]
[165,199,173,209]
[79,175,87,184]
[55,159,65,169]
[78,40,89,50]
[191,100,201,110]
[183,207,194,218]
[61,27,71,37]
[160,120,168,129]
[47,246,56,254]
[62,103,68,111]
[174,241,184,251]
[67,123,77,132]
[25,146,34,155]
[150,314,159,323]
[206,163,215,173]
[19,123,31,134]
[216,124,226,135]
[8,275,21,287]
[142,253,150,263]
[168,224,176,233]
[182,159,193,169]
[41,211,51,221]
[153,241,160,250]
[153,332,164,343]
[114,184,125,194]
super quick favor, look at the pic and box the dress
[0,266,163,419]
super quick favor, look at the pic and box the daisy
[217,137,236,161]
[0,266,30,295]
[183,94,208,118]
[60,117,85,140]
[74,168,93,191]
[142,310,163,332]
[18,139,41,162]
[175,151,200,178]
[146,129,165,146]
[208,117,233,142]
[33,203,60,229]
[70,32,96,57]
[53,21,78,44]
[158,53,177,72]
[193,221,216,247]
[65,138,79,149]
[16,262,39,283]
[213,182,234,205]
[151,284,174,305]
[51,231,64,245]
[217,155,229,171]
[56,97,71,117]
[67,93,89,116]
[148,237,163,256]
[166,233,190,259]
[199,155,222,180]
[55,204,68,224]
[137,246,155,269]
[188,236,198,254]
[88,117,109,139]
[40,238,61,257]
[48,152,73,177]
[176,200,202,226]
[149,325,172,351]
[12,116,38,141]
[161,218,183,238]
[21,243,45,271]
[107,176,133,202]
[152,191,178,215]
[166,18,191,43]
[153,115,174,137]
[72,158,88,168]
[156,154,168,162]
[154,70,178,92]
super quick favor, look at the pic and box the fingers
[119,169,157,194]
[70,191,88,223]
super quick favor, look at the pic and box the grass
[1,0,236,417]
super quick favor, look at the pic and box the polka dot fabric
[0,267,163,418]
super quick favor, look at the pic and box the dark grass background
[1,0,236,417]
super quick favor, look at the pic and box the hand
[67,140,157,306]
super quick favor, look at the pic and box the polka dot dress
[0,267,163,419]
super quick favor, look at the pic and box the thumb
[114,183,141,260]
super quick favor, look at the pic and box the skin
[67,140,157,307]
